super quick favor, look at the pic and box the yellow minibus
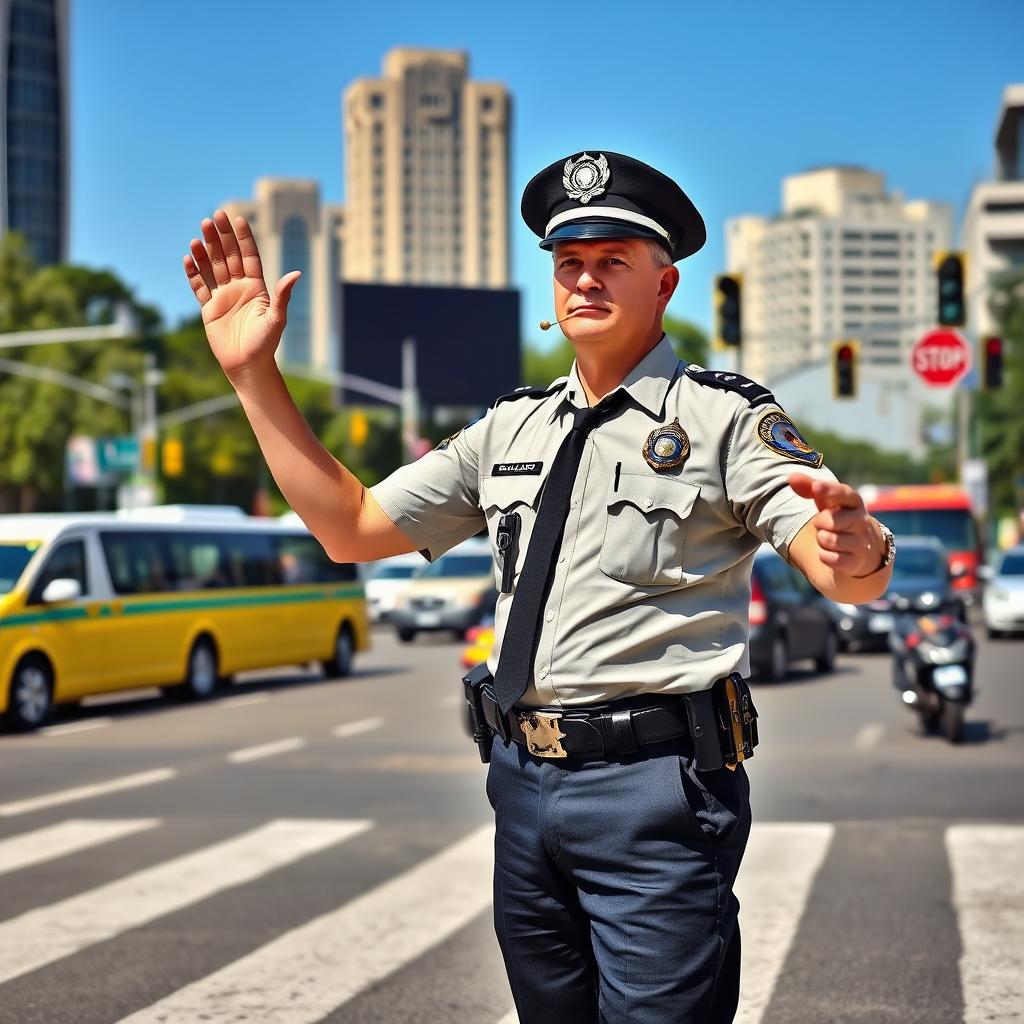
[0,509,369,730]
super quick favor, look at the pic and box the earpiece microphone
[539,310,582,331]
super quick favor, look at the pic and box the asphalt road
[0,625,1021,1023]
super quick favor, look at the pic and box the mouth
[570,305,610,314]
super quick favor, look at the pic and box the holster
[681,673,759,772]
[462,662,498,763]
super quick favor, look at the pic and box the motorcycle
[888,597,975,744]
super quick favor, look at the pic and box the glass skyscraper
[1,0,69,267]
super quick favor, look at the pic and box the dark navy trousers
[485,731,751,1024]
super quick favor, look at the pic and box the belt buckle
[518,711,567,759]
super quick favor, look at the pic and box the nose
[576,264,604,293]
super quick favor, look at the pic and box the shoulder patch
[491,379,568,409]
[755,410,823,468]
[684,366,777,408]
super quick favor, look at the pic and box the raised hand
[182,210,301,381]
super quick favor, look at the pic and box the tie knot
[572,391,625,433]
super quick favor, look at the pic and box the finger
[188,238,217,292]
[182,254,212,306]
[199,217,231,286]
[818,548,862,572]
[212,209,244,280]
[816,528,859,554]
[812,507,862,533]
[232,214,265,281]
[808,478,862,511]
[268,271,302,327]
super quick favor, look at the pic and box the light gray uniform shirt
[370,334,837,707]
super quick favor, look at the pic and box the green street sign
[97,436,140,473]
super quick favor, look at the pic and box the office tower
[0,0,70,266]
[963,83,1024,338]
[221,178,344,371]
[343,47,510,287]
[727,166,953,384]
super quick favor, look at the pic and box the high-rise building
[0,0,70,267]
[727,166,953,384]
[962,83,1024,338]
[343,47,510,288]
[221,178,344,371]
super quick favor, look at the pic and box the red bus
[865,485,983,596]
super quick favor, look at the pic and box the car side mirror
[40,577,82,603]
[976,565,994,582]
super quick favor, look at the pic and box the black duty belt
[463,663,759,771]
[480,686,691,760]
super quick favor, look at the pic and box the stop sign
[911,329,972,387]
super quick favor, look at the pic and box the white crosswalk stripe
[115,824,494,1023]
[0,818,1019,1023]
[0,767,176,818]
[0,818,160,877]
[734,823,835,1024]
[0,818,370,985]
[946,825,1024,1024]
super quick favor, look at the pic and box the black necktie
[493,391,627,715]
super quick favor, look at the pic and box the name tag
[491,462,543,476]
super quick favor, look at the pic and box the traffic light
[161,438,184,477]
[935,251,966,327]
[983,336,1003,390]
[832,340,859,399]
[714,273,742,348]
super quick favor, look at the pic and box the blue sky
[70,0,1023,350]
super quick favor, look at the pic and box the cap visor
[539,220,667,250]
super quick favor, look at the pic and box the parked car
[749,545,840,681]
[982,545,1024,638]
[390,538,497,643]
[364,553,423,623]
[829,536,965,652]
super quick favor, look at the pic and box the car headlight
[916,592,938,608]
[837,603,859,615]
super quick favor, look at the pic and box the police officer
[184,150,895,1023]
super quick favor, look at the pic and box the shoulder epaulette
[490,378,568,409]
[683,365,777,408]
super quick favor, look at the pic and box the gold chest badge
[642,418,690,471]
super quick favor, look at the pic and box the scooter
[888,598,975,744]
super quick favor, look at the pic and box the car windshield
[997,554,1024,576]
[891,548,946,580]
[369,564,418,580]
[873,508,976,551]
[418,554,493,579]
[0,542,39,595]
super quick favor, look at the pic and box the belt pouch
[680,688,725,772]
[462,662,495,764]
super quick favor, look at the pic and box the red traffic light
[836,344,855,363]
[983,336,1003,390]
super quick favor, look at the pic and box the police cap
[521,150,706,263]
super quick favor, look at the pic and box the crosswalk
[0,816,1020,1023]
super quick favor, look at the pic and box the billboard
[339,283,521,409]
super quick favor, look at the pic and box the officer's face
[552,240,678,348]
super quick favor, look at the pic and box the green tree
[0,233,155,512]
[974,269,1024,518]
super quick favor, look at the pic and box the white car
[364,553,424,623]
[982,546,1024,638]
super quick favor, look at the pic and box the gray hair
[646,240,673,268]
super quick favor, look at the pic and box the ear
[657,265,680,309]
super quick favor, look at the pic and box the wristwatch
[871,519,896,574]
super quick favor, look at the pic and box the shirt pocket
[479,474,547,586]
[598,473,700,586]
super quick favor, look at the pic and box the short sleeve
[368,412,488,562]
[724,403,837,557]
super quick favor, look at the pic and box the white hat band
[545,205,672,243]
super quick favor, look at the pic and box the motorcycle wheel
[942,702,965,744]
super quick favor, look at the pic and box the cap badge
[563,152,610,204]
[755,410,823,468]
[642,418,690,471]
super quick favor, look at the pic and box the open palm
[182,210,301,380]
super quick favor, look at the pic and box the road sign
[911,329,972,388]
[97,436,140,473]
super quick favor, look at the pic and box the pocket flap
[609,473,700,517]
[480,473,546,513]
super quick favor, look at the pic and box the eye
[606,257,627,266]
[558,258,580,269]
